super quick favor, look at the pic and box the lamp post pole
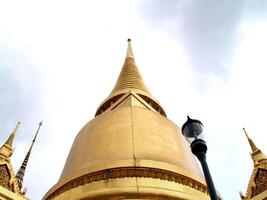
[182,116,218,200]
[191,139,218,200]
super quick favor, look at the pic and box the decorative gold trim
[246,161,267,198]
[0,164,12,191]
[46,167,208,200]
[252,168,267,197]
[0,160,21,194]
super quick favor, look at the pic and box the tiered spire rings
[16,121,42,190]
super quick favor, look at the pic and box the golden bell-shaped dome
[43,40,209,200]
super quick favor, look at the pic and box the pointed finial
[16,121,42,190]
[33,121,42,143]
[5,122,20,147]
[95,39,166,117]
[126,38,134,58]
[28,121,42,153]
[107,38,150,96]
[243,128,259,153]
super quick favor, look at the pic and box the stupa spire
[16,121,42,189]
[126,38,134,58]
[95,39,166,117]
[4,122,20,147]
[243,128,259,153]
[110,38,150,95]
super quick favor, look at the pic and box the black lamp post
[181,116,218,200]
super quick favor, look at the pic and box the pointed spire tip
[4,122,21,147]
[126,38,134,58]
[243,128,259,153]
[243,128,250,139]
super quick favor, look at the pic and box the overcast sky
[1,1,267,199]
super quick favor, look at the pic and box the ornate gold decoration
[243,129,267,199]
[252,169,267,197]
[0,122,37,199]
[45,167,208,200]
[0,164,12,191]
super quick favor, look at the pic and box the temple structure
[0,122,42,200]
[2,40,266,200]
[240,129,267,200]
[43,40,211,199]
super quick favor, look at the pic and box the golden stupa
[43,39,210,200]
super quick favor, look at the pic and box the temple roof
[242,128,267,200]
[0,122,23,196]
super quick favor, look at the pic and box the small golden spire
[243,128,259,153]
[5,122,20,147]
[126,38,134,58]
[243,128,267,165]
[0,122,20,159]
[110,39,150,95]
[16,121,42,190]
[95,39,166,117]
